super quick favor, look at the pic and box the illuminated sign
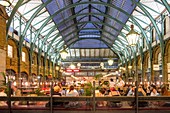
[65,68,80,72]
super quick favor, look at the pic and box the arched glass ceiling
[7,0,64,56]
[6,0,170,62]
[41,0,138,47]
[70,39,108,49]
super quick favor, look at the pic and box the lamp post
[126,24,139,113]
[0,0,11,7]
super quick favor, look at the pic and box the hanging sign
[153,64,159,71]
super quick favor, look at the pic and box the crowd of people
[0,76,169,108]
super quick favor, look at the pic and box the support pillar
[0,6,8,83]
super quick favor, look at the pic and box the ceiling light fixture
[70,63,76,69]
[60,45,68,60]
[126,25,139,46]
[77,63,81,67]
[108,58,114,66]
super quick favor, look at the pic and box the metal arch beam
[50,30,125,57]
[91,5,105,14]
[53,38,123,63]
[132,1,164,51]
[44,24,128,59]
[45,17,148,59]
[86,1,152,50]
[133,1,162,41]
[48,34,108,58]
[8,1,137,41]
[132,0,167,82]
[112,44,127,63]
[6,0,26,36]
[23,1,150,58]
[133,10,149,26]
[33,25,56,50]
[48,29,119,56]
[40,28,58,48]
[69,38,124,62]
[31,14,131,55]
[15,0,52,60]
[46,22,145,65]
[28,1,144,55]
[36,27,58,59]
[71,12,130,31]
[36,0,150,46]
[32,14,49,27]
[77,33,112,42]
[20,0,52,44]
[161,0,170,13]
[51,12,128,34]
[117,36,129,44]
[140,2,160,15]
[22,3,42,16]
[92,15,103,22]
[115,39,130,57]
[53,47,123,65]
[57,20,140,46]
[76,6,89,14]
[47,21,128,52]
[59,21,126,42]
[27,1,135,50]
[45,34,64,55]
[134,9,147,16]
[101,0,111,30]
[114,43,128,56]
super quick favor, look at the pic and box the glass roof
[7,0,170,63]
[42,0,138,47]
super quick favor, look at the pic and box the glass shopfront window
[22,51,26,62]
[8,45,13,58]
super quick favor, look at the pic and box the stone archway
[6,69,16,81]
[152,46,161,83]
[21,71,28,87]
[30,73,37,83]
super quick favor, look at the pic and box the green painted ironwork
[30,12,129,46]
[22,3,42,16]
[7,0,170,78]
[29,10,135,56]
[20,0,52,45]
[161,0,170,13]
[14,3,147,59]
[132,0,165,82]
[140,2,160,14]
[6,0,25,36]
[22,1,135,49]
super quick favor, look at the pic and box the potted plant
[94,74,102,80]
[84,82,92,96]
